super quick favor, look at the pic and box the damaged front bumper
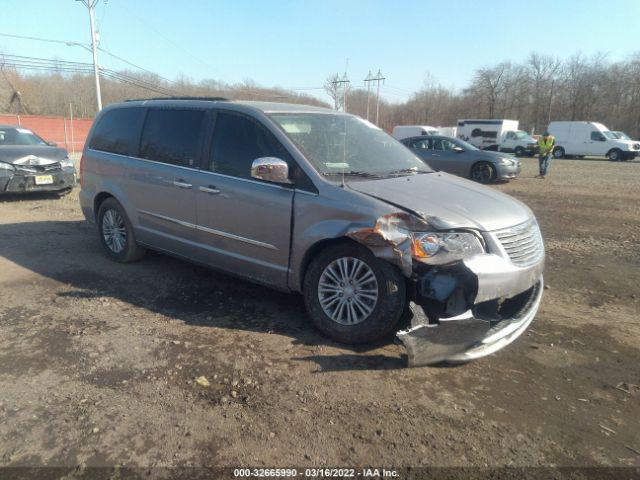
[398,249,544,366]
[399,277,542,366]
[0,169,76,194]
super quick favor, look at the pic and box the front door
[193,111,294,288]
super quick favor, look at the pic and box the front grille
[15,163,61,174]
[493,220,544,267]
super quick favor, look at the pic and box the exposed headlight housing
[499,157,516,166]
[0,161,15,174]
[411,231,484,264]
[60,156,75,168]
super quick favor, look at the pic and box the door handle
[199,185,220,194]
[431,154,440,157]
[173,180,192,189]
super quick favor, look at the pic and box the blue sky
[1,0,639,104]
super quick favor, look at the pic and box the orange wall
[0,114,93,153]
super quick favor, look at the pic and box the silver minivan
[80,98,544,366]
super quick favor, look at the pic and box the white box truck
[392,125,439,140]
[547,121,640,161]
[438,126,457,137]
[456,119,538,156]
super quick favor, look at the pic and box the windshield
[513,130,530,140]
[602,131,617,140]
[0,127,47,146]
[613,131,630,140]
[452,137,479,151]
[269,113,433,177]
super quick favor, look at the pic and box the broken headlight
[60,156,75,169]
[411,231,484,263]
[0,161,15,176]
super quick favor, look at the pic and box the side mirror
[251,157,292,184]
[47,141,58,147]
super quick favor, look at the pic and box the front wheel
[553,147,565,159]
[608,149,622,161]
[97,198,146,263]
[514,146,525,157]
[470,162,496,184]
[303,243,406,344]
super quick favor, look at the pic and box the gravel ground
[0,156,639,478]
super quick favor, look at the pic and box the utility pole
[78,0,102,111]
[364,71,373,121]
[372,69,385,125]
[331,74,350,112]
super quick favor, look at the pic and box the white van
[547,121,640,161]
[392,125,439,140]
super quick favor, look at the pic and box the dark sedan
[401,135,521,183]
[0,125,76,195]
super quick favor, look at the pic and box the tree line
[333,52,640,138]
[2,50,640,139]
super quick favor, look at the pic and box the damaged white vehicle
[80,99,544,366]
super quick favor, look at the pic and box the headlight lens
[412,231,484,263]
[60,156,75,168]
[499,157,516,166]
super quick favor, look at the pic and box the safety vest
[538,135,555,154]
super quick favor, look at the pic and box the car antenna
[341,116,347,188]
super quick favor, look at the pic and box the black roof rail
[125,96,229,102]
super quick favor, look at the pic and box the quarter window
[139,109,206,167]
[209,112,291,180]
[89,107,146,156]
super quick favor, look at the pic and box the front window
[602,131,617,140]
[451,138,478,151]
[0,127,47,146]
[269,113,432,178]
[511,131,529,140]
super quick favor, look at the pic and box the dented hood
[0,145,69,164]
[347,172,532,231]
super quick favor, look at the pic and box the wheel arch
[297,236,363,292]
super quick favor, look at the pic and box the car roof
[0,124,24,129]
[119,98,334,114]
[403,135,455,141]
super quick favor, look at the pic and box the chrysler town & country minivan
[80,98,544,366]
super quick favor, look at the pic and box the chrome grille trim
[493,220,544,267]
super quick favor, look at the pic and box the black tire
[608,149,622,162]
[303,242,406,345]
[514,146,525,157]
[553,147,564,159]
[97,197,146,263]
[470,161,496,184]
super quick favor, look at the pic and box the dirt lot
[1,157,639,478]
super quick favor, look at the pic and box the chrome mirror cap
[251,157,292,184]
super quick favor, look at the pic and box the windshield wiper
[385,168,432,176]
[322,171,383,178]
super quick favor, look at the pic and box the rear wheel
[470,162,496,184]
[553,147,565,159]
[97,198,146,263]
[303,243,406,344]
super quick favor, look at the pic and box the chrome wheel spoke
[317,256,379,326]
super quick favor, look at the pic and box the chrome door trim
[137,209,278,250]
[196,224,278,250]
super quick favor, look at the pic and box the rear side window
[139,109,206,168]
[89,107,146,156]
[209,112,291,180]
